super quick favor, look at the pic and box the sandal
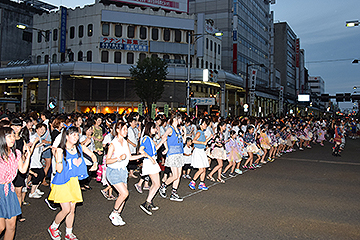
[217,178,225,183]
[206,175,216,182]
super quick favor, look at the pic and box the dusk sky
[40,0,360,110]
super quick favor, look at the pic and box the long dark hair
[59,126,81,160]
[114,121,127,137]
[217,121,226,133]
[0,127,17,162]
[143,121,156,137]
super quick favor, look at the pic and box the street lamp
[17,23,52,110]
[187,31,223,115]
[245,63,265,116]
[346,20,359,27]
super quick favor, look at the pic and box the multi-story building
[308,76,325,95]
[0,0,55,110]
[274,22,297,102]
[190,0,278,116]
[0,0,244,115]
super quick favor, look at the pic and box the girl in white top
[138,122,167,215]
[106,121,143,226]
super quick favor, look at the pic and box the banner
[164,104,169,118]
[108,0,189,13]
[100,37,148,51]
[138,103,143,116]
[151,104,156,119]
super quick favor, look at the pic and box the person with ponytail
[106,121,144,226]
[0,127,31,240]
[47,126,97,240]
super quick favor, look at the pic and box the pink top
[0,149,21,196]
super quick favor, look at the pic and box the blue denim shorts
[106,167,128,185]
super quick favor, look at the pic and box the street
[12,138,360,240]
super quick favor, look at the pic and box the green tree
[129,56,168,112]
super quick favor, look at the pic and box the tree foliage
[129,56,168,111]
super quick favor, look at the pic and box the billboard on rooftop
[109,0,189,13]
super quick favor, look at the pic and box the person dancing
[0,127,31,240]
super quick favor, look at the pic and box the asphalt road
[9,138,360,240]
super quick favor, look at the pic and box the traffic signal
[336,93,344,102]
[344,93,351,101]
[209,70,214,82]
[320,94,329,102]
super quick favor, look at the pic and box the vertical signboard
[295,38,300,68]
[138,103,143,116]
[151,104,156,119]
[164,104,169,118]
[59,6,67,53]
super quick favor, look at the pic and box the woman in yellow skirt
[47,126,97,240]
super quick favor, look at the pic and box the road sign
[191,98,215,108]
[164,104,169,118]
[151,104,156,119]
[138,103,143,116]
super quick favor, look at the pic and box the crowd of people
[0,109,359,239]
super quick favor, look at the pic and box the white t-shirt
[80,135,95,166]
[29,134,43,169]
[183,145,192,164]
[127,126,139,154]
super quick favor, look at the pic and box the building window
[37,31,42,43]
[79,25,84,38]
[152,28,158,41]
[78,51,83,61]
[140,27,147,40]
[127,52,134,64]
[128,26,135,38]
[174,55,181,63]
[218,44,220,54]
[88,24,93,37]
[115,24,122,37]
[53,29,58,41]
[163,54,169,60]
[205,61,208,69]
[44,55,49,63]
[52,54,57,63]
[36,55,41,64]
[206,38,208,49]
[164,29,170,42]
[139,53,146,62]
[22,31,32,42]
[70,26,75,39]
[102,23,110,36]
[69,52,74,62]
[175,30,181,42]
[210,62,212,69]
[45,30,50,42]
[151,54,158,58]
[114,52,121,63]
[61,53,65,62]
[210,40,213,51]
[201,59,204,68]
[87,51,92,62]
[101,51,109,62]
[214,43,216,55]
[196,58,199,68]
[186,31,190,43]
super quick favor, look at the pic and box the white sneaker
[29,192,42,198]
[36,189,44,195]
[109,211,126,226]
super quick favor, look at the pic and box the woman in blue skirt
[0,127,31,240]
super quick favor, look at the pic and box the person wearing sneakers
[159,113,185,202]
[0,127,31,240]
[106,121,143,226]
[138,121,167,215]
[28,124,51,199]
[48,126,97,240]
[189,118,212,191]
